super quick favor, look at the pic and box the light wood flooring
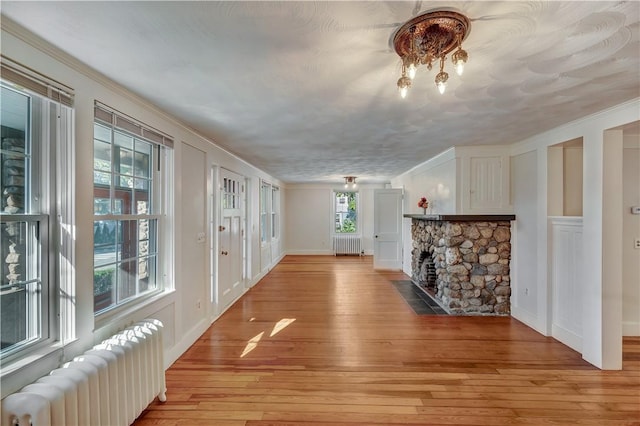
[135,255,640,425]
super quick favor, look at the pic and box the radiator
[333,235,363,255]
[1,319,167,426]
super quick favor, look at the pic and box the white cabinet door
[469,156,503,211]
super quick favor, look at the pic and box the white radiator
[1,319,167,426]
[333,235,363,255]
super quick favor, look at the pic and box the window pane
[94,171,111,187]
[94,265,115,312]
[115,132,134,176]
[1,86,29,215]
[94,220,118,265]
[134,143,151,178]
[135,179,150,214]
[335,192,357,233]
[94,122,111,143]
[119,220,138,261]
[114,181,133,215]
[117,260,137,302]
[0,219,43,355]
[94,138,111,172]
[138,255,156,293]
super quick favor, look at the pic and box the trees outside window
[334,191,358,233]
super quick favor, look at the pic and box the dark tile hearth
[391,280,448,315]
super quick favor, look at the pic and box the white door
[373,189,403,270]
[218,168,245,309]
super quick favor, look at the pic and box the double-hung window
[271,186,279,240]
[260,181,279,244]
[260,181,270,244]
[334,191,358,233]
[93,103,173,315]
[0,60,74,363]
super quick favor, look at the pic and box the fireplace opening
[417,251,437,293]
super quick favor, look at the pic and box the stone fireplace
[405,214,515,315]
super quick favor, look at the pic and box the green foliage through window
[335,191,358,233]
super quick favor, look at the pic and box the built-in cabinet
[457,146,511,214]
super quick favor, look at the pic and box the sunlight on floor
[270,318,296,337]
[240,331,263,358]
[240,318,297,358]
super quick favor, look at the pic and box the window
[260,181,270,244]
[93,103,173,314]
[334,191,358,233]
[260,181,279,243]
[0,60,74,363]
[271,186,279,240]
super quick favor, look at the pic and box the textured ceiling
[2,1,639,183]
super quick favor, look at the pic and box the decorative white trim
[552,325,582,353]
[548,216,583,226]
[511,306,547,336]
[165,318,210,369]
[285,250,334,256]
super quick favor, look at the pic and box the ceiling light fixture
[393,10,470,97]
[344,176,357,189]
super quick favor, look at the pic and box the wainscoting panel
[550,217,583,352]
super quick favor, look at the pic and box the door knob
[219,225,226,232]
[221,250,228,255]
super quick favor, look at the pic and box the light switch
[631,206,640,215]
[196,232,206,243]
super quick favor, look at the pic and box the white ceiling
[2,1,639,184]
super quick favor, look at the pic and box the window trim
[0,76,74,369]
[92,103,173,317]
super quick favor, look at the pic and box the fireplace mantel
[404,214,516,221]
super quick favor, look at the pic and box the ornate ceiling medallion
[393,10,471,97]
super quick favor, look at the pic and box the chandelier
[344,176,357,189]
[393,10,471,98]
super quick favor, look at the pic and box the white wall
[564,146,584,216]
[510,150,540,330]
[391,148,457,215]
[284,183,384,255]
[510,100,639,369]
[622,136,640,336]
[1,20,285,397]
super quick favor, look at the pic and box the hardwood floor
[135,256,640,425]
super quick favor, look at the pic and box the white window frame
[92,103,173,317]
[0,60,75,371]
[271,185,279,241]
[260,181,271,245]
[333,190,359,234]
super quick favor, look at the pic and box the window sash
[0,214,50,358]
[93,104,172,315]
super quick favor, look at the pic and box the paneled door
[373,189,403,270]
[218,168,245,309]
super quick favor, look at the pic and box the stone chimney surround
[404,214,516,315]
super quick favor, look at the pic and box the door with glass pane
[218,168,245,309]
